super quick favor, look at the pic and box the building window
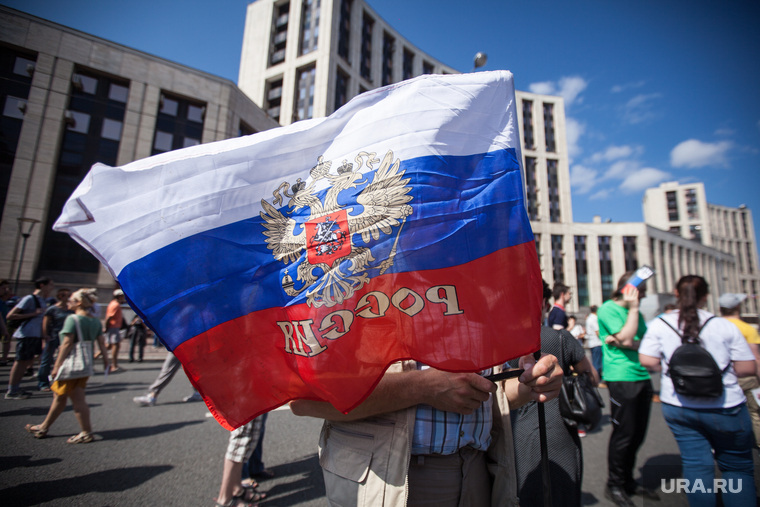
[269,1,290,66]
[360,13,373,81]
[382,32,395,86]
[334,67,349,111]
[666,191,679,221]
[151,92,205,155]
[402,48,414,81]
[265,77,283,122]
[299,0,320,56]
[535,234,541,266]
[547,159,560,223]
[551,235,564,284]
[293,65,316,122]
[422,60,434,75]
[599,236,613,300]
[337,0,352,62]
[524,156,538,220]
[623,236,638,272]
[575,236,589,307]
[238,120,256,137]
[543,102,555,152]
[522,99,534,150]
[747,243,755,275]
[684,188,699,219]
[0,46,37,223]
[689,224,702,243]
[39,68,129,275]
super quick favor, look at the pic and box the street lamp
[14,217,40,295]
[472,52,488,72]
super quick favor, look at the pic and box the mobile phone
[625,265,655,289]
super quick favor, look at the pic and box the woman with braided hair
[639,275,756,506]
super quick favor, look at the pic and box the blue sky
[3,0,759,239]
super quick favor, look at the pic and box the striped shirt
[411,364,494,455]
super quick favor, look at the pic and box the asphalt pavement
[1,346,758,506]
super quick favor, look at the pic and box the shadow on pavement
[0,455,63,472]
[0,465,173,505]
[97,419,205,440]
[261,454,326,506]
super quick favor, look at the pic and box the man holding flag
[53,71,558,504]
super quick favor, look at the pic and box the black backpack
[660,316,728,398]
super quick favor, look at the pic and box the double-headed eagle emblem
[260,150,413,308]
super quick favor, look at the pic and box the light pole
[14,217,40,295]
[472,52,487,72]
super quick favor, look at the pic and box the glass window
[2,96,26,119]
[108,83,129,103]
[101,118,122,141]
[13,56,35,77]
[183,137,200,148]
[74,73,98,94]
[187,104,204,123]
[153,130,174,152]
[160,96,179,116]
[66,110,91,134]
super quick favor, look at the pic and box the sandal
[66,431,93,444]
[25,423,48,439]
[233,483,266,503]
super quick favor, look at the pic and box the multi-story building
[0,6,279,296]
[644,181,759,317]
[1,2,754,320]
[237,0,748,317]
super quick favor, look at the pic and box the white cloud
[570,164,598,194]
[565,117,585,161]
[589,189,611,200]
[610,80,646,94]
[528,76,588,107]
[670,139,732,168]
[589,145,641,164]
[621,93,662,124]
[603,159,640,180]
[620,167,671,193]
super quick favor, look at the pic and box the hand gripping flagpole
[534,350,553,507]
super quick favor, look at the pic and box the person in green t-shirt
[597,272,657,507]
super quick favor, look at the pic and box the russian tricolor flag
[55,71,543,429]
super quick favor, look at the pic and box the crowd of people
[3,271,759,506]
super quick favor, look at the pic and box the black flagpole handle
[534,350,553,507]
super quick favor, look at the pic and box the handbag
[54,316,94,381]
[558,331,604,430]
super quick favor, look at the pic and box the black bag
[6,294,41,336]
[558,331,604,430]
[660,316,727,398]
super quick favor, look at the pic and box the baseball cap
[718,293,747,309]
[113,289,124,297]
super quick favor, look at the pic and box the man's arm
[289,368,495,421]
[603,286,642,349]
[502,353,563,409]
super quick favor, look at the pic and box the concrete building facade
[644,181,759,317]
[0,7,279,296]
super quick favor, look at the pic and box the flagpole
[535,350,552,507]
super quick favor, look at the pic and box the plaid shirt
[411,364,494,455]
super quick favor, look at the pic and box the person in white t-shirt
[584,306,603,379]
[639,275,756,507]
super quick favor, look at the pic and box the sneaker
[5,390,31,400]
[183,391,202,402]
[578,428,587,438]
[133,394,156,407]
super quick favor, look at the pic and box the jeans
[242,412,268,478]
[38,337,59,388]
[661,402,756,507]
[590,346,603,378]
